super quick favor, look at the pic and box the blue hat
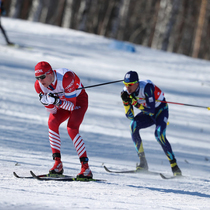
[124,71,139,83]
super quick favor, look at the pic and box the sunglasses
[35,69,52,80]
[123,80,138,87]
[35,74,46,80]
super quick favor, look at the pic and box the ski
[160,173,183,179]
[103,165,160,175]
[30,171,105,182]
[13,171,48,179]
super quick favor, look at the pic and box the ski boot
[136,156,148,171]
[171,164,182,176]
[77,157,93,179]
[49,153,63,174]
[170,160,182,176]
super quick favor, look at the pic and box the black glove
[121,91,131,104]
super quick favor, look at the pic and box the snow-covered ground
[0,17,210,210]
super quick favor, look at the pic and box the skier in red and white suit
[34,61,92,178]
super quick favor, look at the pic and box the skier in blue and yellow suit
[121,71,182,176]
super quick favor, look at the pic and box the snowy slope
[0,17,210,210]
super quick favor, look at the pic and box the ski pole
[136,97,210,110]
[156,100,210,110]
[76,79,124,90]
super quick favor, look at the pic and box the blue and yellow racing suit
[122,80,177,166]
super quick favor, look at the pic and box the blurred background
[2,0,210,60]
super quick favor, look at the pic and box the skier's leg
[0,21,13,45]
[154,107,182,175]
[130,112,154,170]
[67,91,92,178]
[48,109,70,174]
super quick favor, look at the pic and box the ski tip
[103,165,112,173]
[30,171,40,180]
[160,173,168,179]
[13,172,20,178]
[160,173,183,179]
[30,170,36,176]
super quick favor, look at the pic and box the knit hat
[35,61,53,77]
[124,71,139,83]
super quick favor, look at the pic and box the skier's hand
[48,93,61,106]
[129,94,144,110]
[39,93,60,106]
[39,93,49,106]
[121,91,131,105]
[129,94,138,106]
[138,104,144,110]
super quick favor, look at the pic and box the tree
[161,0,180,51]
[151,0,173,50]
[192,0,207,58]
[62,0,74,28]
[3,0,210,60]
[116,0,130,40]
[78,0,91,31]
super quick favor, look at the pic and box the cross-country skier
[121,71,182,176]
[34,61,92,178]
[0,0,13,45]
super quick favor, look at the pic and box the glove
[130,94,144,110]
[138,104,144,110]
[121,91,131,105]
[48,93,61,106]
[39,93,48,106]
[39,93,61,106]
[129,94,138,106]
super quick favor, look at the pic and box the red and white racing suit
[34,68,88,158]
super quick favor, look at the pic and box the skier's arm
[34,81,58,114]
[59,71,76,111]
[121,91,134,120]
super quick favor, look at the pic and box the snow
[0,17,210,210]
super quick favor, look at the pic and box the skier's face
[125,82,139,94]
[37,72,54,88]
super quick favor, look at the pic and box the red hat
[35,61,53,77]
